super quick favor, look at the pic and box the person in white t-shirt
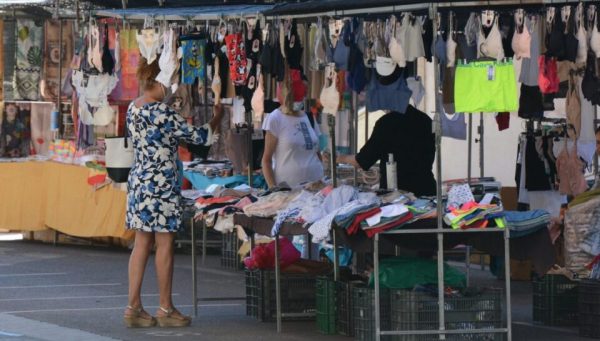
[262,69,323,188]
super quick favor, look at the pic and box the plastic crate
[220,229,243,270]
[352,285,390,341]
[579,279,600,338]
[245,269,317,322]
[337,280,363,337]
[389,288,505,341]
[316,277,336,334]
[533,275,579,326]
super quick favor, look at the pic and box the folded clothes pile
[504,210,551,238]
[444,202,504,229]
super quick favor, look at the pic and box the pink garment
[110,28,139,101]
[556,144,588,196]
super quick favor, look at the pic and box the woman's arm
[337,154,360,168]
[261,131,278,188]
[169,104,224,146]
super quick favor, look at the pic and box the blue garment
[126,102,209,233]
[504,210,551,238]
[181,39,206,85]
[366,69,412,114]
[333,20,351,71]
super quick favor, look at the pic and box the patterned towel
[3,19,16,100]
[14,19,43,100]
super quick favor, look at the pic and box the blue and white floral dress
[126,102,212,233]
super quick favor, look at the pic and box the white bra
[320,65,340,115]
[388,18,406,67]
[590,12,600,58]
[136,28,160,64]
[478,16,505,60]
[576,7,588,64]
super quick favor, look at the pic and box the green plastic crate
[316,277,336,334]
[533,275,579,326]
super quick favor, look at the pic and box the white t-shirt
[262,109,324,187]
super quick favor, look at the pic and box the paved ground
[0,239,592,341]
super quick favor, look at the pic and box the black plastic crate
[579,279,600,338]
[337,280,363,337]
[316,277,336,334]
[389,288,505,341]
[220,229,243,270]
[533,275,579,326]
[352,285,390,341]
[245,269,317,322]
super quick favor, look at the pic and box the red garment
[496,112,510,131]
[538,55,559,94]
[225,33,248,86]
[196,196,239,205]
[347,207,382,235]
[290,69,307,101]
[364,212,414,238]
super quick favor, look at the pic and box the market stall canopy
[95,3,275,20]
[87,0,277,9]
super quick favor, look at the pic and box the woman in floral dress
[124,58,223,328]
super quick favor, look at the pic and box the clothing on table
[180,38,206,85]
[14,19,43,100]
[355,106,436,196]
[262,108,323,188]
[366,66,412,114]
[454,60,518,113]
[41,20,73,101]
[504,210,551,238]
[519,16,541,86]
[126,102,212,233]
[243,191,299,218]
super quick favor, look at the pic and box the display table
[0,161,133,240]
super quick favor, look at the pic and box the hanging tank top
[366,67,412,114]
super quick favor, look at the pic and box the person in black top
[337,105,437,196]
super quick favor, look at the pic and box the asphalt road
[0,240,592,341]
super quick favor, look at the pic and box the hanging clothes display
[398,13,426,62]
[519,15,541,86]
[366,66,412,114]
[454,60,518,113]
[512,10,531,60]
[41,20,74,101]
[477,12,505,60]
[14,19,43,100]
[180,36,206,85]
[0,20,4,101]
[30,103,54,155]
[156,27,179,88]
[225,31,248,87]
[136,27,160,64]
[565,73,582,139]
[556,142,588,196]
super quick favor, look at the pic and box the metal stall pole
[468,115,473,184]
[274,234,282,332]
[504,228,512,340]
[245,109,254,188]
[191,217,198,316]
[202,220,207,265]
[432,7,445,340]
[352,92,359,186]
[479,113,484,178]
[57,18,63,135]
[374,233,381,341]
[328,114,338,187]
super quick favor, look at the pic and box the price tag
[487,65,495,81]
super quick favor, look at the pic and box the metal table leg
[466,246,471,288]
[191,217,198,317]
[333,230,339,281]
[202,219,207,266]
[374,233,380,341]
[274,234,282,332]
[504,228,512,341]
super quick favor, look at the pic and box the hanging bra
[590,12,600,58]
[477,15,505,60]
[211,55,222,105]
[136,27,160,64]
[88,23,103,72]
[320,65,340,115]
[576,4,588,63]
[251,71,265,121]
[446,12,458,67]
[511,14,531,59]
[366,67,412,114]
[156,27,178,88]
[389,17,406,68]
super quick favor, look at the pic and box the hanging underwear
[3,19,16,100]
[136,28,160,64]
[225,32,249,86]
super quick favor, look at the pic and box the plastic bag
[244,237,301,270]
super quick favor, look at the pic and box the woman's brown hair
[136,56,161,90]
